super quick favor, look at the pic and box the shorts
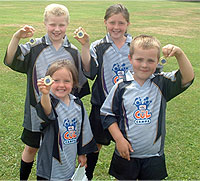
[89,105,111,145]
[21,128,41,148]
[109,152,168,180]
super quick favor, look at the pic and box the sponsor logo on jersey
[63,118,77,144]
[112,63,128,84]
[133,97,152,125]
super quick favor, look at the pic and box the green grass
[0,1,200,180]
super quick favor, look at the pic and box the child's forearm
[108,122,124,142]
[81,43,91,72]
[176,50,194,85]
[41,94,52,116]
[5,34,20,65]
[108,122,133,160]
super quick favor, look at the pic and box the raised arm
[5,25,35,65]
[162,44,194,85]
[74,27,91,72]
[37,78,53,116]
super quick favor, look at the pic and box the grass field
[0,0,199,180]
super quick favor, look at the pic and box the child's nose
[114,23,120,29]
[59,81,65,86]
[55,25,60,31]
[141,61,148,67]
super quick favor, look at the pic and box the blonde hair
[104,4,129,23]
[44,3,70,24]
[46,60,79,88]
[129,35,161,60]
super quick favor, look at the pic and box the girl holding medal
[74,4,133,179]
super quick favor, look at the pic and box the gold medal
[29,38,36,45]
[77,30,84,38]
[159,56,167,65]
[44,75,53,86]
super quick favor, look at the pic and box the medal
[77,30,84,38]
[159,56,168,65]
[29,38,36,45]
[44,75,53,86]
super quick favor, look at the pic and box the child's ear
[157,58,160,64]
[128,54,132,62]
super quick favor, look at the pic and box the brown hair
[104,4,129,23]
[129,35,161,60]
[45,60,79,88]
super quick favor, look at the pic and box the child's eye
[136,58,143,62]
[119,22,125,25]
[49,24,56,27]
[148,59,156,63]
[109,22,115,25]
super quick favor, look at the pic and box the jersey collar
[44,34,70,47]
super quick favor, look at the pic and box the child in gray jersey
[4,3,89,180]
[74,4,133,179]
[100,35,194,180]
[36,60,97,180]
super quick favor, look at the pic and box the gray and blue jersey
[86,33,133,106]
[36,94,97,180]
[4,34,89,132]
[101,70,193,158]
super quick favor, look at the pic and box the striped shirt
[37,94,96,180]
[101,70,193,158]
[87,33,133,106]
[4,34,88,131]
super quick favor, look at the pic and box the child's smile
[128,47,159,86]
[51,68,73,103]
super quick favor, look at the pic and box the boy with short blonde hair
[101,35,194,180]
[4,3,89,180]
[44,3,70,23]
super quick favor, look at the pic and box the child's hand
[78,154,87,167]
[74,27,89,46]
[14,25,35,39]
[162,44,183,59]
[116,137,134,161]
[37,78,53,95]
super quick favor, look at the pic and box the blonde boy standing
[4,4,89,180]
[101,35,194,180]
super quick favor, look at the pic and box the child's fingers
[122,151,130,161]
[74,26,85,34]
[37,78,52,91]
[37,78,44,84]
[23,25,35,32]
[120,144,133,161]
[162,44,172,57]
[74,27,82,37]
[21,25,35,38]
[129,143,134,153]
